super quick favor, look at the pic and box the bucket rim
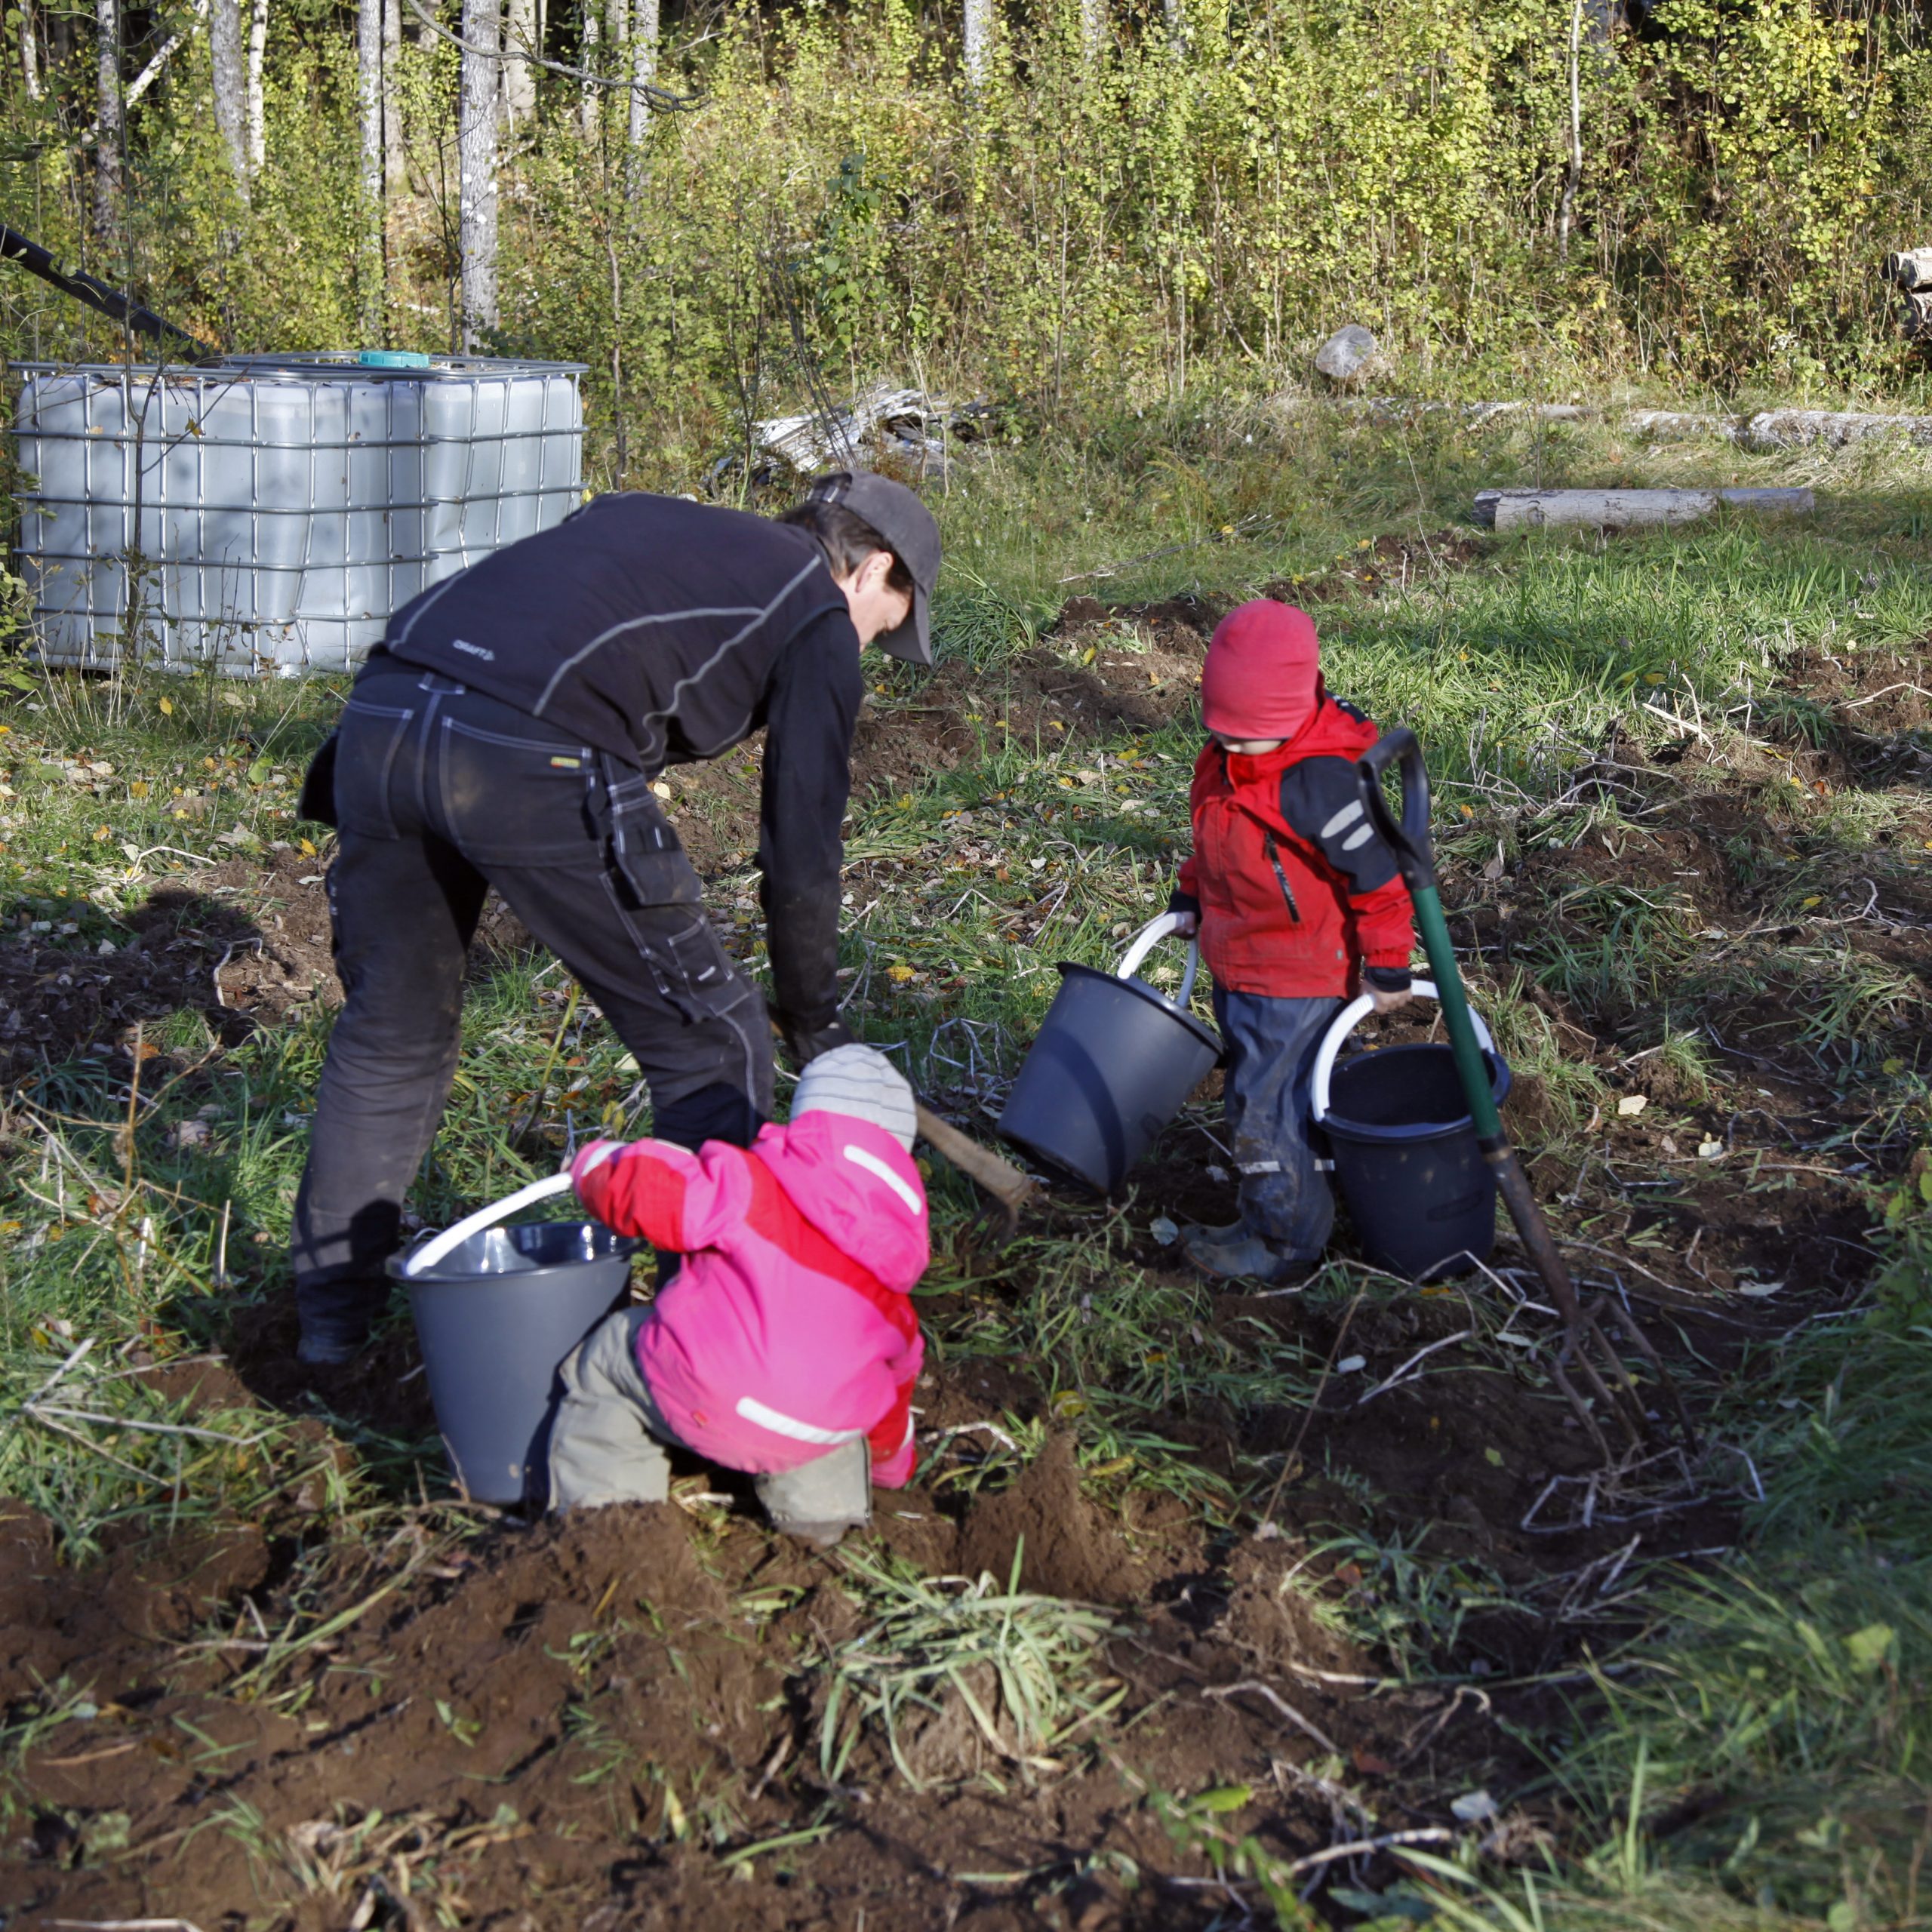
[1321,1043,1512,1144]
[1052,961,1225,1059]
[387,1218,642,1283]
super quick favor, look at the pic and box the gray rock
[1314,324,1379,384]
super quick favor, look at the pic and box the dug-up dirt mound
[952,1432,1151,1605]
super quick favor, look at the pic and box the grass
[4,393,1932,1922]
[817,1543,1125,1791]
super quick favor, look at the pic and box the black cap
[805,471,941,666]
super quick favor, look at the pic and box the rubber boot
[1180,1220,1315,1288]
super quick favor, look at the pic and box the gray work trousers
[546,1308,872,1546]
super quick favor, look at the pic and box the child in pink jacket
[546,1045,928,1545]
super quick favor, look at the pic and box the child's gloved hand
[568,1139,625,1196]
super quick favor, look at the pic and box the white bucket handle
[1309,980,1497,1124]
[402,1171,577,1278]
[1115,911,1200,1007]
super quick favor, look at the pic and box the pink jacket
[574,1114,928,1484]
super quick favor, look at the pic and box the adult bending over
[291,473,940,1365]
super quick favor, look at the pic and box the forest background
[5,0,1932,487]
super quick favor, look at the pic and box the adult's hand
[771,1008,856,1066]
[1367,984,1413,1016]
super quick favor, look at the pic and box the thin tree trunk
[1078,0,1101,58]
[459,0,500,346]
[245,0,267,171]
[626,0,654,155]
[1161,0,1184,52]
[209,0,248,200]
[357,0,383,339]
[382,0,404,191]
[94,0,121,245]
[19,0,41,99]
[503,0,535,122]
[1557,0,1582,261]
[578,0,598,140]
[962,0,989,88]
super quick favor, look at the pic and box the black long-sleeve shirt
[382,493,859,1028]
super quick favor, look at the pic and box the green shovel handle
[1357,730,1502,1143]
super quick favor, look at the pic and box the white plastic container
[11,352,586,674]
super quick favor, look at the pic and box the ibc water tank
[11,351,586,675]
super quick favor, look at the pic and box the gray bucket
[998,915,1223,1194]
[390,1220,638,1506]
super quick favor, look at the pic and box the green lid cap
[357,349,432,369]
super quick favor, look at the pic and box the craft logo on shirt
[450,638,495,661]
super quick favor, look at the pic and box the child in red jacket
[1169,601,1415,1285]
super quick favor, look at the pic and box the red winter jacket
[1174,694,1414,998]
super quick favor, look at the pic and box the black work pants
[290,663,773,1346]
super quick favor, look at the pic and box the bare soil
[4,589,1927,1927]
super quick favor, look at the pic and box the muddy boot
[295,1282,386,1366]
[1180,1220,1314,1288]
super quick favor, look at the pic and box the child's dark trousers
[1213,986,1345,1261]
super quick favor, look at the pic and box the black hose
[1,223,217,360]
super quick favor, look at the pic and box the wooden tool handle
[914,1101,1034,1211]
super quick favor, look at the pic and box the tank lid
[357,349,432,369]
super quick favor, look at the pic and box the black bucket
[1321,1042,1512,1279]
[392,1220,638,1505]
[999,953,1223,1195]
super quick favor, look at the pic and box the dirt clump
[953,1433,1150,1605]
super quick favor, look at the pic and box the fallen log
[1742,409,1932,450]
[1473,486,1814,531]
[1883,248,1932,290]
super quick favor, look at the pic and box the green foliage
[5,0,1932,477]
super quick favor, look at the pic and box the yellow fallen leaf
[129,780,149,798]
[298,837,316,856]
[92,825,110,841]
[1800,895,1821,910]
[158,697,173,715]
[887,964,915,983]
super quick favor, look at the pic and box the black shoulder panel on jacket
[1278,755,1399,894]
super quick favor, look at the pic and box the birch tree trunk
[94,0,121,245]
[503,0,535,123]
[245,0,267,171]
[626,0,655,153]
[459,0,500,347]
[1161,0,1184,51]
[357,0,383,339]
[1556,0,1582,260]
[209,0,248,200]
[18,1,41,100]
[578,0,599,140]
[962,0,989,89]
[382,0,405,192]
[1078,0,1102,57]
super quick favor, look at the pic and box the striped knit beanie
[792,1044,918,1152]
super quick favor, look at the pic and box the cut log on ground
[1474,486,1815,532]
[1623,409,1739,442]
[1743,409,1932,450]
[1883,247,1932,290]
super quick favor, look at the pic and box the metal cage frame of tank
[11,352,587,676]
